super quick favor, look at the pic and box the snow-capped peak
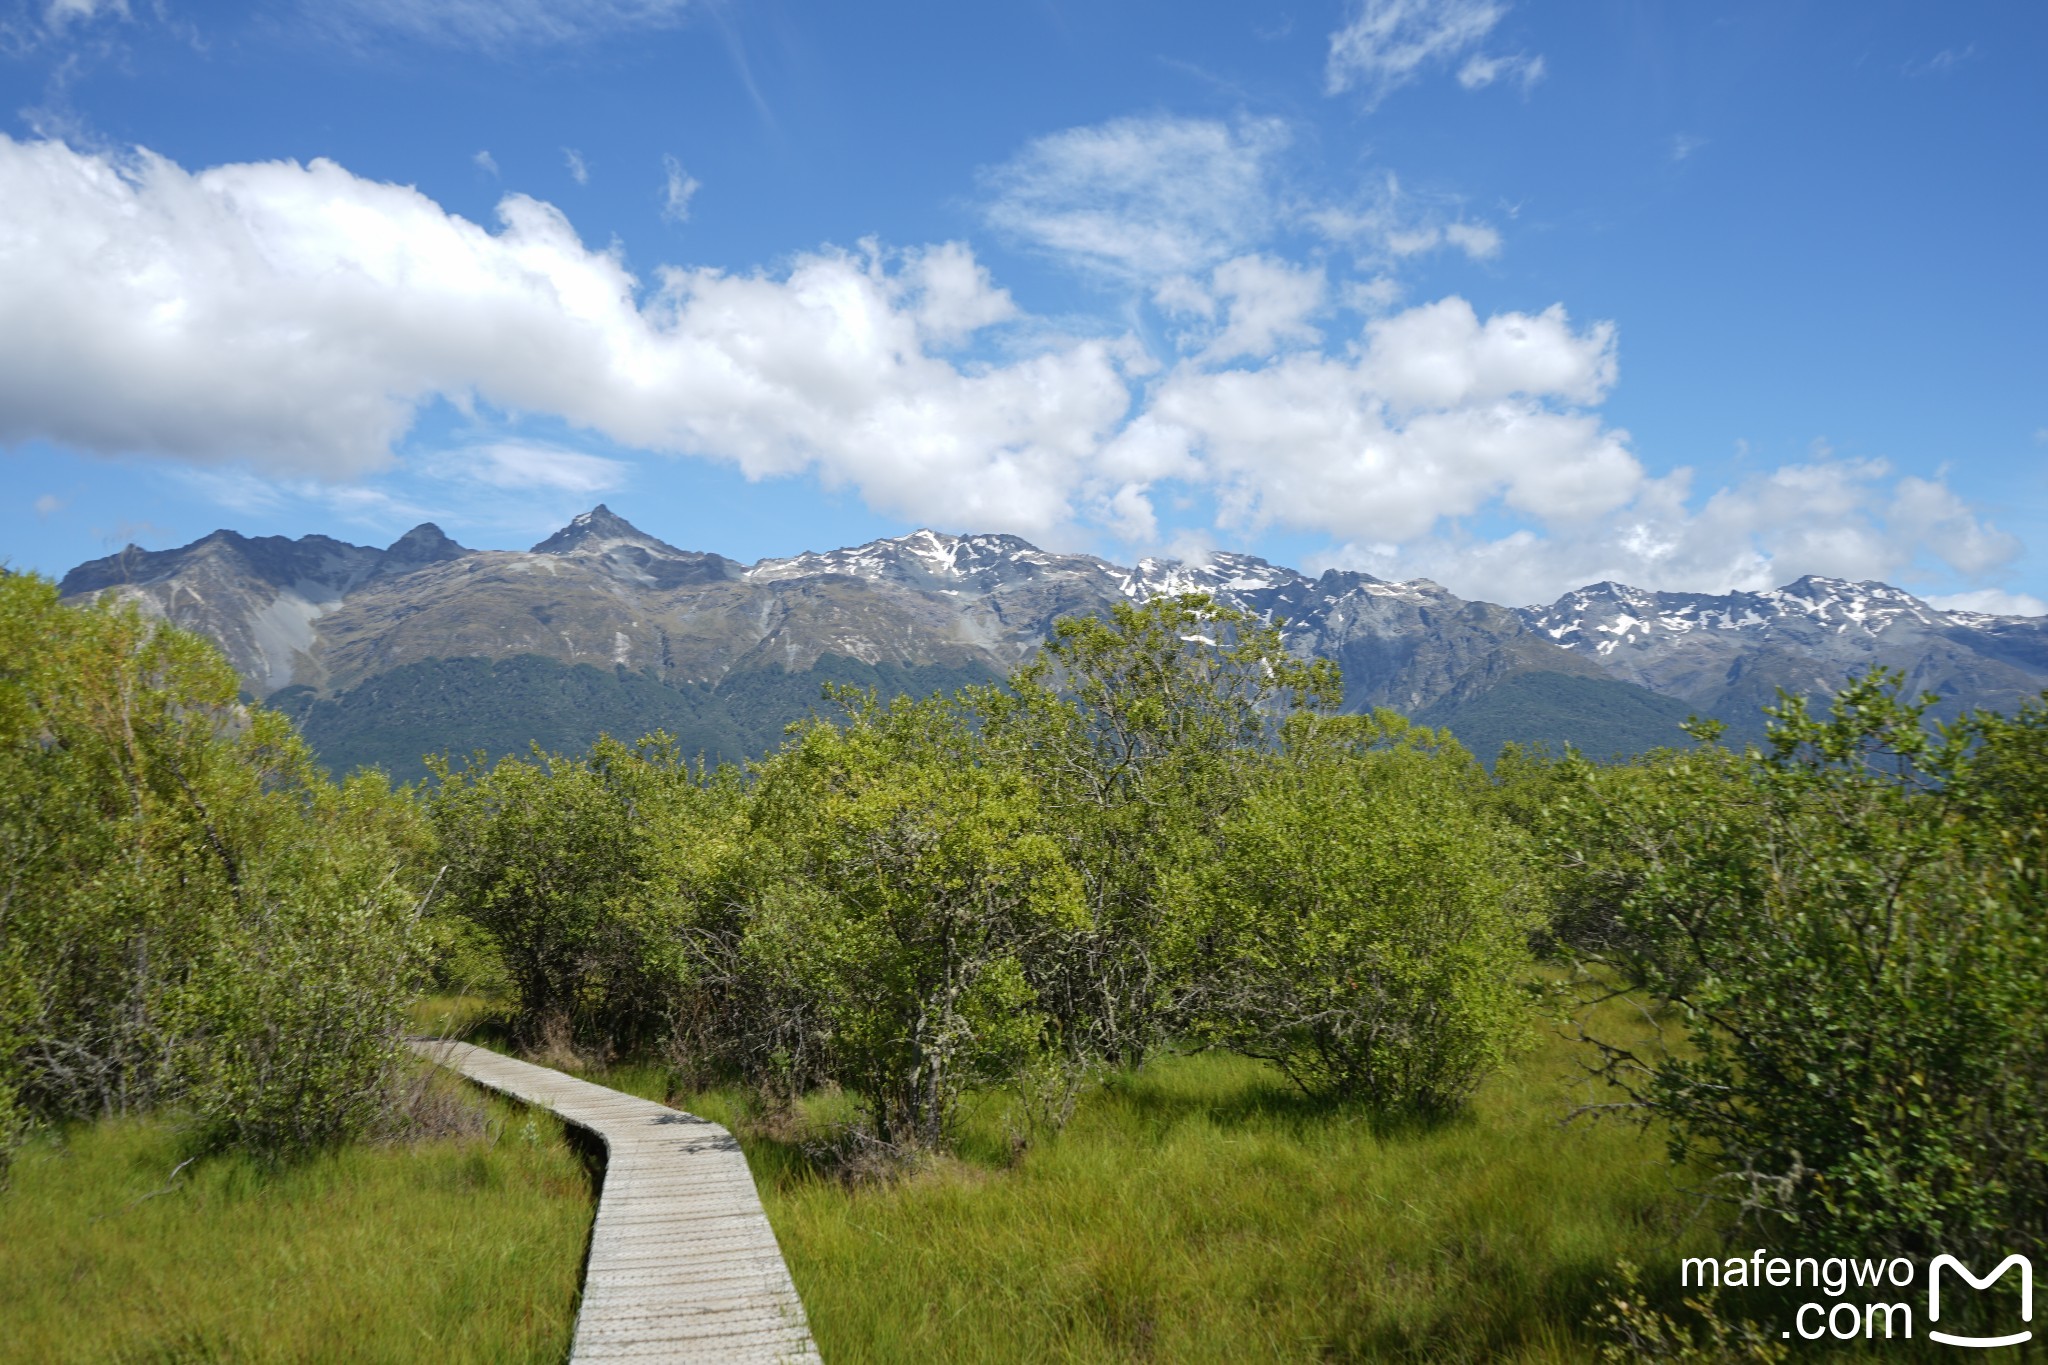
[1522,576,1956,655]
[530,504,690,558]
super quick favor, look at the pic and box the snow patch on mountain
[1521,576,1972,656]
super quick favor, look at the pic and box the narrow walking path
[411,1039,821,1363]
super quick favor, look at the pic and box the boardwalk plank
[411,1039,821,1364]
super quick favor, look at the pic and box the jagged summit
[530,504,689,557]
[382,522,471,567]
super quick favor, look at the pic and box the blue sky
[2,0,2044,610]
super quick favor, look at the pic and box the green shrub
[1556,672,2048,1261]
[973,594,1339,1075]
[183,770,433,1153]
[1192,711,1540,1112]
[742,689,1079,1148]
[427,735,696,1051]
[0,574,430,1166]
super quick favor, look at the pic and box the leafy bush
[1554,672,2048,1261]
[1193,712,1540,1112]
[974,594,1338,1075]
[742,690,1079,1148]
[0,575,431,1170]
[427,735,697,1052]
[183,770,433,1153]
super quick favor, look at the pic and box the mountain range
[56,506,2048,776]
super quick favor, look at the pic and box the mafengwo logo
[1928,1255,2033,1349]
[1680,1250,2034,1347]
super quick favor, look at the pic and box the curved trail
[411,1039,820,1363]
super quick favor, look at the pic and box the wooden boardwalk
[411,1039,820,1363]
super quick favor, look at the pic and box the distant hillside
[271,652,999,781]
[57,505,2046,775]
[1415,669,1703,764]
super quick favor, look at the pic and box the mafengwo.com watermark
[1682,1250,2034,1348]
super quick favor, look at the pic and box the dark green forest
[271,652,1001,779]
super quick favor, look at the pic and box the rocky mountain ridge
[56,506,2048,772]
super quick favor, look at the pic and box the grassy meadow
[0,1077,591,1364]
[5,988,1968,1362]
[419,987,1740,1364]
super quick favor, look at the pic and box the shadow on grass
[1098,1051,1480,1144]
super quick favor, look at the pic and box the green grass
[0,1079,592,1363]
[526,994,1736,1363]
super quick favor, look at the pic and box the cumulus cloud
[563,148,588,185]
[473,149,499,176]
[660,154,698,223]
[0,136,2016,604]
[0,135,1133,538]
[1154,255,1326,364]
[1099,296,1635,544]
[979,115,1288,280]
[1327,0,1527,107]
[313,0,690,49]
[1201,255,1326,364]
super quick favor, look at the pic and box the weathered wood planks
[411,1039,821,1363]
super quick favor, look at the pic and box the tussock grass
[543,993,1731,1362]
[759,1058,1707,1361]
[0,1078,591,1363]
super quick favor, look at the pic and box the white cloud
[980,115,1288,280]
[473,149,500,177]
[1886,473,2019,576]
[446,442,628,495]
[165,465,434,528]
[985,116,1503,285]
[314,0,691,49]
[1151,274,1215,321]
[43,0,127,30]
[1669,133,1708,162]
[1099,296,1635,544]
[1154,255,1326,364]
[1442,221,1501,259]
[563,148,588,185]
[1327,0,1523,107]
[1320,459,2023,606]
[1341,275,1403,314]
[1925,588,2048,618]
[1304,173,1503,268]
[1199,255,1325,364]
[899,240,1018,345]
[34,492,64,517]
[1456,51,1543,92]
[1359,297,1615,409]
[660,154,699,223]
[0,136,2016,605]
[0,136,1133,540]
